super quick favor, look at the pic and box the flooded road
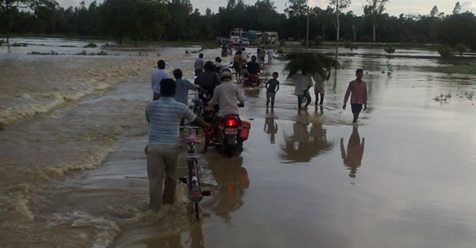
[1,39,476,248]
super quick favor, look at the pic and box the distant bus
[245,30,262,45]
[230,28,249,45]
[262,32,279,45]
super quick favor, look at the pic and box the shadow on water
[340,126,365,178]
[280,115,333,163]
[202,156,249,223]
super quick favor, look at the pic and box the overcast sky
[59,0,476,16]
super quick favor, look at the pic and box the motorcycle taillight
[225,117,238,127]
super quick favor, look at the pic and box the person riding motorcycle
[245,56,261,86]
[205,69,249,154]
[195,61,220,101]
[207,69,246,118]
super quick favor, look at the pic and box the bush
[84,42,98,48]
[455,43,467,56]
[344,40,358,50]
[279,39,286,47]
[384,45,395,54]
[313,35,322,47]
[437,45,454,59]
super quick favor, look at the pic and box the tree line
[1,0,475,50]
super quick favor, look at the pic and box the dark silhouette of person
[264,116,278,144]
[281,120,332,163]
[340,126,365,178]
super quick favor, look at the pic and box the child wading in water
[265,72,280,110]
[292,70,313,110]
[343,69,368,123]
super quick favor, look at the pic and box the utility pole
[306,13,310,51]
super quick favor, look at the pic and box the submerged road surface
[1,43,476,248]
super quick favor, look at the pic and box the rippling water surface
[1,39,476,248]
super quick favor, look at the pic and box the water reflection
[314,105,324,115]
[243,87,260,98]
[142,223,204,248]
[281,120,332,163]
[264,115,278,144]
[340,126,365,178]
[204,156,249,222]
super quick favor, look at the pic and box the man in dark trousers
[343,69,368,123]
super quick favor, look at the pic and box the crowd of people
[145,46,368,211]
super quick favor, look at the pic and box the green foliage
[344,40,358,50]
[437,45,454,59]
[452,2,461,15]
[384,45,395,54]
[279,39,287,47]
[313,35,322,46]
[84,42,97,48]
[0,0,476,49]
[100,0,169,43]
[285,52,338,78]
[455,43,467,56]
[285,0,309,17]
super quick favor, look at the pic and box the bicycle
[179,126,211,219]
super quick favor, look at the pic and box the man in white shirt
[208,70,246,117]
[151,60,169,100]
[194,54,205,76]
[293,71,313,110]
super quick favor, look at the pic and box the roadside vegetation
[1,0,475,51]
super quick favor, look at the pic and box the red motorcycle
[203,105,251,157]
[243,72,260,87]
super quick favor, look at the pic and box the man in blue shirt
[172,69,202,105]
[151,60,169,100]
[145,79,210,211]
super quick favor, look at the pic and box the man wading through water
[151,60,169,100]
[343,69,368,124]
[145,79,211,211]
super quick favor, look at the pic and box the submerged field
[1,38,476,248]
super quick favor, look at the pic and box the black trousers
[351,104,363,123]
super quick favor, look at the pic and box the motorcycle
[243,72,260,87]
[203,104,251,157]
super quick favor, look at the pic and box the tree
[329,0,351,41]
[164,0,193,40]
[430,5,438,17]
[455,43,467,56]
[453,2,461,15]
[100,0,169,43]
[285,52,338,79]
[364,0,389,42]
[0,0,57,50]
[285,0,309,40]
[285,0,309,17]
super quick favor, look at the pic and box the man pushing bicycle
[145,78,211,211]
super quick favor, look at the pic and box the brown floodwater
[1,40,476,248]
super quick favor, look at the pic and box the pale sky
[59,0,476,16]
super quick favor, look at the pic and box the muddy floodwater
[1,38,476,248]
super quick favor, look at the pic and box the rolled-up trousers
[145,144,180,211]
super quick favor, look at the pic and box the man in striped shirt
[145,78,210,211]
[343,69,368,124]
